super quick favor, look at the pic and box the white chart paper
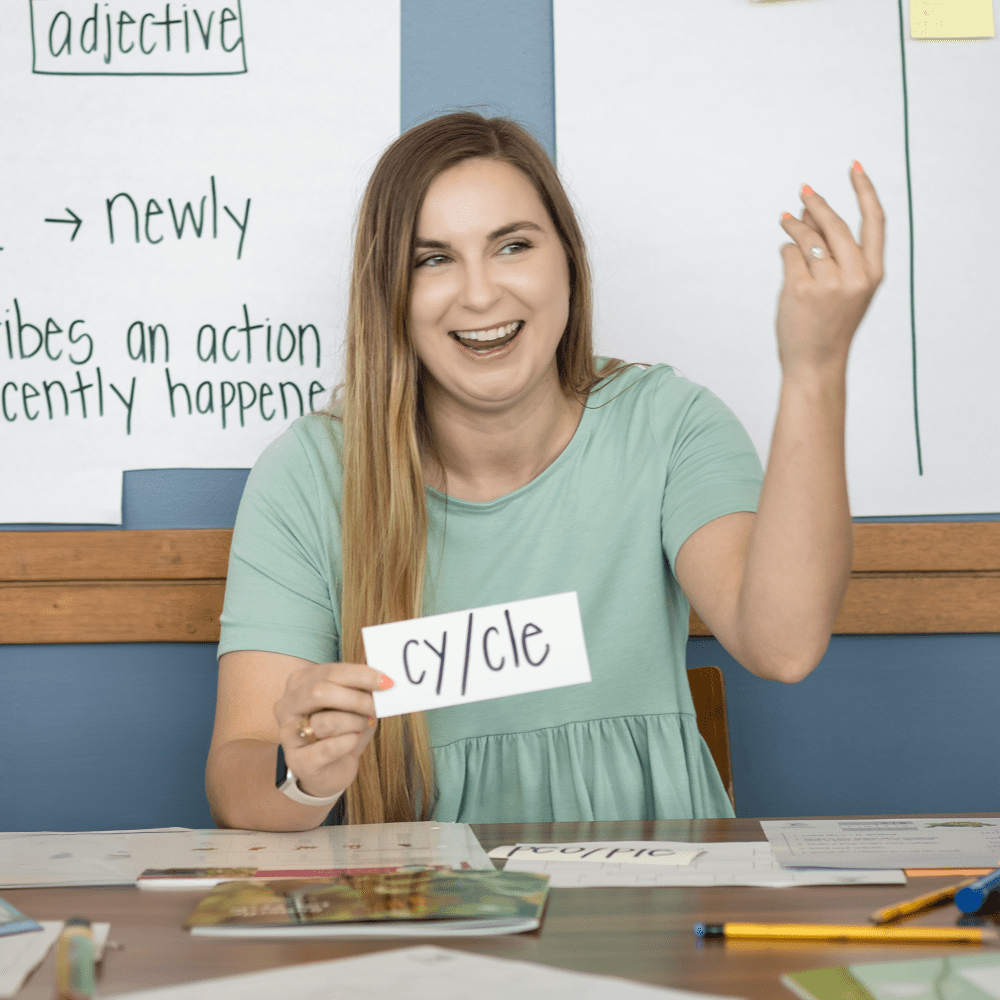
[1,1,400,522]
[0,822,490,888]
[554,0,1000,514]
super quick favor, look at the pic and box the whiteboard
[0,0,400,523]
[554,0,999,515]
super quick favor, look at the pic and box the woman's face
[408,157,571,418]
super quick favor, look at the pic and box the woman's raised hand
[775,163,885,378]
[273,662,391,799]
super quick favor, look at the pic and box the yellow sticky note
[910,0,995,38]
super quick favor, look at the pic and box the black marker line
[504,609,519,666]
[461,612,473,696]
[897,0,923,475]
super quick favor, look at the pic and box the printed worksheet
[108,945,747,1000]
[0,823,491,888]
[762,817,1000,869]
[490,841,905,888]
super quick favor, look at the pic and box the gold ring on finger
[297,713,318,744]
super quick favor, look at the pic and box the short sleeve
[653,379,764,568]
[218,419,342,664]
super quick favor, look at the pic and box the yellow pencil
[693,922,998,944]
[870,877,980,924]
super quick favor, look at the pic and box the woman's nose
[457,261,500,311]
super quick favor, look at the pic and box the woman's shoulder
[257,411,342,461]
[588,357,708,413]
[245,412,344,497]
[586,357,755,457]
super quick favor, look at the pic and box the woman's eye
[500,240,531,255]
[415,253,448,268]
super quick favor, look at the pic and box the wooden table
[6,819,1000,999]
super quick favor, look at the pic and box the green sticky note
[782,966,877,1000]
[910,0,995,38]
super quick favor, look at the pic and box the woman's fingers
[784,167,885,287]
[850,164,886,282]
[270,661,386,799]
[781,213,833,271]
[793,185,858,269]
[275,662,383,725]
[774,166,886,375]
[303,705,376,740]
[297,727,373,768]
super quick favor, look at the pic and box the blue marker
[955,866,1000,914]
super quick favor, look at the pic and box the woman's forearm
[735,364,853,682]
[206,738,336,832]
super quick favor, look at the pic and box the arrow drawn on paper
[44,207,82,240]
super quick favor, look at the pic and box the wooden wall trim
[2,525,998,643]
[0,529,231,582]
[0,581,226,644]
[852,522,1000,572]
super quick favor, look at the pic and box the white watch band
[277,769,345,807]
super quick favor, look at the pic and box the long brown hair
[330,112,629,824]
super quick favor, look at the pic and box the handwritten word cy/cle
[491,845,703,866]
[31,2,247,76]
[366,592,591,718]
[106,176,250,258]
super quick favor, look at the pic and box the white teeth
[453,321,521,342]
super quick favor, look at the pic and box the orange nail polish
[781,212,793,221]
[852,160,864,174]
[802,184,814,197]
[368,716,377,727]
[377,673,394,690]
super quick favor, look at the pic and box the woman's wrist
[208,738,336,831]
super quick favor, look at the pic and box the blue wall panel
[687,636,999,818]
[0,643,219,831]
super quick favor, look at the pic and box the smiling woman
[206,111,885,831]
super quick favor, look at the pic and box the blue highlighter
[955,867,1000,914]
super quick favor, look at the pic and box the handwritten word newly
[367,592,591,719]
[106,176,250,259]
[31,1,247,75]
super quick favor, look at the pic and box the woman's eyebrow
[413,220,544,250]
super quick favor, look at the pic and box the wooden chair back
[687,665,735,811]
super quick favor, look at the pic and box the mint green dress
[219,362,763,822]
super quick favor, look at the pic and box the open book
[184,868,549,938]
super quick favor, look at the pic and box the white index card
[366,592,591,718]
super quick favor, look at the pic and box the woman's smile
[450,320,525,355]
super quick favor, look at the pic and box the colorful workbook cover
[184,869,550,937]
[783,954,1000,1000]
